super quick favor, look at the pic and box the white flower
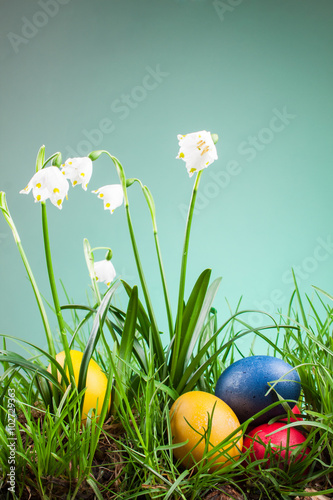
[94,259,116,286]
[92,184,124,214]
[61,157,93,191]
[176,130,218,177]
[20,166,69,209]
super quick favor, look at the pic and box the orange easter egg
[170,391,243,470]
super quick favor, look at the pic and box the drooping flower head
[94,259,116,287]
[176,130,218,177]
[20,166,69,209]
[61,157,93,191]
[92,184,124,214]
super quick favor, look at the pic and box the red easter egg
[279,405,303,423]
[243,422,309,468]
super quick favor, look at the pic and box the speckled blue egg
[215,356,301,425]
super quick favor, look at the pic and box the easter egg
[243,422,309,468]
[169,391,243,470]
[279,405,303,423]
[48,350,110,420]
[215,356,301,425]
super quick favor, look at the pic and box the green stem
[0,193,56,360]
[125,204,161,341]
[99,151,165,367]
[41,202,73,376]
[153,231,174,339]
[0,192,60,404]
[170,170,203,381]
[129,179,173,340]
[83,238,119,346]
[83,238,103,304]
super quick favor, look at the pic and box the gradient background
[1,0,332,355]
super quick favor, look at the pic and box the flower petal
[177,130,218,177]
[94,259,116,286]
[92,184,124,213]
[20,167,69,209]
[61,157,93,190]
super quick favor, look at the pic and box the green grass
[1,284,333,499]
[1,145,332,499]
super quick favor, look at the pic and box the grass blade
[78,284,118,396]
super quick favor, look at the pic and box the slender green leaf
[181,269,212,340]
[78,284,118,395]
[312,285,333,302]
[0,353,63,390]
[184,276,222,367]
[292,269,308,329]
[172,269,212,385]
[122,280,165,369]
[86,478,104,500]
[119,286,138,365]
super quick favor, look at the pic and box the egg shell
[49,350,110,420]
[169,391,243,470]
[279,405,303,423]
[215,356,301,425]
[243,422,309,468]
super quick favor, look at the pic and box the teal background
[0,0,332,355]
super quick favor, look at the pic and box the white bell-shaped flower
[94,259,116,287]
[61,157,93,191]
[176,130,218,177]
[92,184,124,214]
[20,166,69,209]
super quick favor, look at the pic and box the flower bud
[88,150,104,161]
[126,178,136,188]
[52,152,62,168]
[105,249,113,261]
[211,133,219,144]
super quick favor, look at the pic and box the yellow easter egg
[49,350,110,420]
[170,391,243,470]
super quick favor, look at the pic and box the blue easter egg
[215,356,301,425]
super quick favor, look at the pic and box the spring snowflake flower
[94,259,116,286]
[92,184,124,214]
[176,130,218,177]
[20,166,69,209]
[61,157,93,191]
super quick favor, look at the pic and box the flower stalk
[170,170,203,382]
[12,132,218,403]
[126,178,173,340]
[0,192,58,384]
[83,238,119,345]
[41,202,73,377]
[94,151,166,365]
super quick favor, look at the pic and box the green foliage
[1,143,333,498]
